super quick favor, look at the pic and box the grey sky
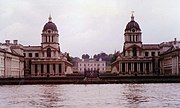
[0,0,180,57]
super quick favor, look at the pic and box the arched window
[47,48,51,57]
[132,47,137,56]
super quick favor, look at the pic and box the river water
[0,84,180,108]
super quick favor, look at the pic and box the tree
[111,52,119,63]
[82,54,90,59]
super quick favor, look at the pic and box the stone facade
[78,58,106,73]
[112,14,160,75]
[159,38,180,75]
[0,41,24,78]
[23,16,72,77]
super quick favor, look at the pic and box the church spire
[131,11,134,21]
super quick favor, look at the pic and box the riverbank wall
[1,75,180,85]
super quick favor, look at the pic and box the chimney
[174,38,177,44]
[5,40,10,44]
[13,40,18,45]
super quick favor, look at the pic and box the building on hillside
[23,16,72,77]
[77,58,106,73]
[111,13,160,75]
[159,38,180,75]
[0,40,24,78]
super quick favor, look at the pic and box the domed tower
[124,13,142,49]
[41,15,60,58]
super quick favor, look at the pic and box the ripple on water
[0,84,180,108]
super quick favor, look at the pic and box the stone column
[137,63,140,73]
[49,64,51,76]
[119,63,121,74]
[62,63,65,75]
[37,64,41,76]
[31,64,35,76]
[132,63,134,73]
[55,64,59,76]
[162,61,164,75]
[125,63,128,74]
[149,63,152,73]
[43,64,47,76]
[144,63,146,74]
[176,56,178,75]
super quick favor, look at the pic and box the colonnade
[119,62,152,74]
[31,63,65,77]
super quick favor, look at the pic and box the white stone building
[159,38,180,75]
[0,41,24,78]
[23,16,72,77]
[78,58,106,73]
[112,14,160,75]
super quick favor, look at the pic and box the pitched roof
[142,44,160,50]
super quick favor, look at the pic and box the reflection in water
[39,85,59,107]
[0,84,180,108]
[123,84,148,108]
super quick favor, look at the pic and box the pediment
[42,45,58,51]
[125,44,142,51]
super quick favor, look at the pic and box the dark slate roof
[42,21,58,32]
[125,20,141,31]
[142,44,160,50]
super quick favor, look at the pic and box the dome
[125,14,141,31]
[42,16,58,32]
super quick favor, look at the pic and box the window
[136,35,138,41]
[49,36,50,42]
[35,53,39,57]
[132,47,137,56]
[122,63,125,72]
[46,36,47,42]
[23,53,26,57]
[129,35,131,41]
[151,52,155,56]
[47,48,51,57]
[145,52,149,57]
[128,63,131,71]
[48,30,51,33]
[29,53,32,57]
[132,29,135,32]
[140,63,143,73]
[59,64,62,74]
[134,63,137,72]
[132,35,134,42]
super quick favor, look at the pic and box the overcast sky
[0,0,180,57]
